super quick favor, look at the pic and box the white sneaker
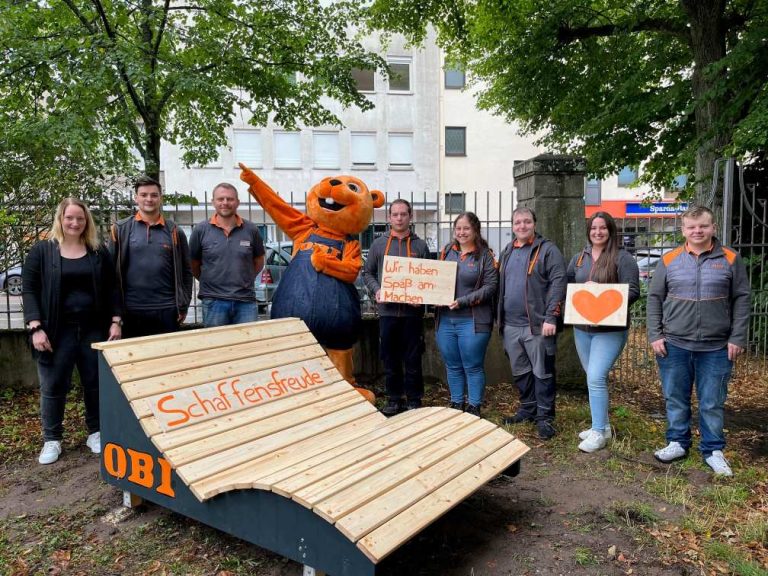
[39,441,62,465]
[578,429,607,453]
[705,450,733,476]
[654,441,688,463]
[86,432,101,454]
[578,426,612,441]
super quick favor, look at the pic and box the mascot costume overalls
[239,164,384,403]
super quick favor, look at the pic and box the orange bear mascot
[239,164,384,402]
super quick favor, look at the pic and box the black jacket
[22,240,121,358]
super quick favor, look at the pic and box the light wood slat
[357,439,529,563]
[270,409,460,498]
[289,413,475,509]
[147,380,352,450]
[114,332,318,383]
[95,318,306,363]
[129,357,340,419]
[192,409,438,500]
[122,344,327,401]
[313,418,498,523]
[164,390,366,467]
[189,411,385,501]
[178,401,378,485]
[335,430,525,541]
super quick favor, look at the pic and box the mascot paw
[354,387,376,405]
[310,244,330,273]
[238,162,260,187]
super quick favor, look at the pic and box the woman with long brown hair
[567,211,639,452]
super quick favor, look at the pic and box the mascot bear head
[307,176,385,235]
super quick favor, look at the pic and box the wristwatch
[111,319,124,327]
[27,324,43,334]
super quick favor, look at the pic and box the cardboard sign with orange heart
[564,283,630,327]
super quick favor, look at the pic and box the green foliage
[0,0,386,176]
[370,0,768,195]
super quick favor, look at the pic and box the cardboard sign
[380,255,457,306]
[564,283,630,327]
[147,359,329,432]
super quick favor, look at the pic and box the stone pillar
[513,154,586,387]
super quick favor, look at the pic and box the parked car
[0,265,23,296]
[635,249,672,283]
[255,241,294,313]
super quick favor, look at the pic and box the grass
[573,546,598,566]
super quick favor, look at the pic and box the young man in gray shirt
[189,183,265,327]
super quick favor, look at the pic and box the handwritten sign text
[380,256,456,306]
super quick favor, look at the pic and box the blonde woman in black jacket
[23,198,122,465]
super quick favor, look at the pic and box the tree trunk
[682,0,730,205]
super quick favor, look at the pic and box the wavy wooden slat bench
[94,318,529,576]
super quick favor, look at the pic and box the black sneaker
[537,421,557,440]
[449,402,464,411]
[465,404,481,417]
[405,399,422,410]
[502,412,535,425]
[381,399,403,416]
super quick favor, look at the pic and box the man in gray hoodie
[497,207,567,439]
[362,199,431,415]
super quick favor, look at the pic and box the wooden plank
[113,332,318,383]
[289,413,475,509]
[149,380,352,451]
[335,430,527,541]
[164,390,366,467]
[356,439,530,563]
[177,401,378,485]
[268,408,458,497]
[95,317,306,363]
[312,418,498,523]
[128,357,340,419]
[189,411,386,501]
[192,409,440,500]
[122,344,327,401]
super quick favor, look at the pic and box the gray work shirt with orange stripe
[503,242,532,326]
[124,216,175,310]
[189,215,265,302]
[647,239,750,351]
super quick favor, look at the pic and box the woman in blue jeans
[435,212,498,417]
[567,212,639,452]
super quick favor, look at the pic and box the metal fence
[1,189,766,379]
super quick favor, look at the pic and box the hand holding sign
[380,256,456,306]
[565,283,630,327]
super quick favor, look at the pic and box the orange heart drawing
[572,289,624,324]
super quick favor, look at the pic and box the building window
[388,133,413,168]
[233,130,262,167]
[585,179,601,206]
[313,132,340,169]
[388,58,411,92]
[444,193,466,213]
[351,132,377,168]
[444,67,465,89]
[351,68,375,92]
[274,132,301,169]
[617,166,638,187]
[445,127,466,156]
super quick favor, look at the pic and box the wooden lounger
[94,318,529,575]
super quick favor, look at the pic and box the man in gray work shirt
[190,183,265,327]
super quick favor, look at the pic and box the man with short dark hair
[362,199,431,415]
[110,176,193,337]
[498,207,567,439]
[648,205,750,476]
[189,183,265,327]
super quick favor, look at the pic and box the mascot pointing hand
[239,164,384,402]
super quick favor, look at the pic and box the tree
[1,0,386,180]
[370,0,768,198]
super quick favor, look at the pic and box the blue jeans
[574,328,628,433]
[436,316,492,407]
[656,343,732,456]
[201,298,258,327]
